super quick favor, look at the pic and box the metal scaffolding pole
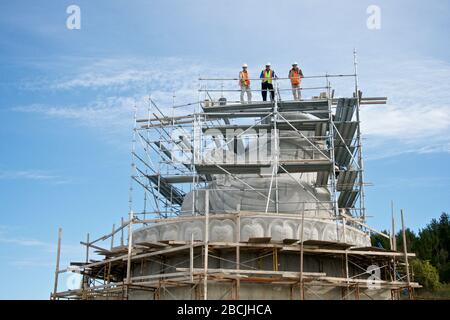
[51,57,402,301]
[52,227,62,300]
[203,189,209,300]
[401,209,411,286]
[353,49,367,221]
[299,209,305,300]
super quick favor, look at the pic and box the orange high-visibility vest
[290,68,301,86]
[240,71,250,86]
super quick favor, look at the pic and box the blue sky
[0,0,449,299]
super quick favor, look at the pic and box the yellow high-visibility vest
[263,70,273,84]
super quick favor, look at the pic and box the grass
[414,283,450,300]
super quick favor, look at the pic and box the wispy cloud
[14,97,137,130]
[0,170,71,184]
[0,237,49,247]
[374,176,450,190]
[12,56,450,159]
[360,57,450,159]
[13,57,229,140]
[9,259,55,269]
[0,226,84,270]
[0,229,78,254]
[21,56,229,94]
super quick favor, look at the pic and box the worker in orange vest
[289,62,304,101]
[239,64,252,103]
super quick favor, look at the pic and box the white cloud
[23,56,232,94]
[374,176,450,190]
[0,230,77,253]
[0,237,48,247]
[14,57,228,140]
[355,57,450,158]
[14,97,136,129]
[0,226,84,270]
[10,259,54,269]
[364,139,450,161]
[0,170,71,184]
[13,56,450,159]
[363,104,449,139]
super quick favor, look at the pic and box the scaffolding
[51,52,420,300]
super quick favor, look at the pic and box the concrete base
[133,213,371,247]
[128,213,386,300]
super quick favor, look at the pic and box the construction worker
[260,63,277,101]
[239,64,252,103]
[289,62,304,101]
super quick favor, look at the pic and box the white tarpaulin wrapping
[181,111,334,217]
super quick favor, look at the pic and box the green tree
[415,225,438,262]
[370,229,391,249]
[371,212,450,285]
[415,212,450,282]
[411,259,440,290]
[396,228,418,253]
[440,262,450,283]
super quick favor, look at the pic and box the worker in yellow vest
[259,63,277,101]
[239,64,252,103]
[289,62,304,101]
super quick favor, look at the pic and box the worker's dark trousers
[261,82,274,101]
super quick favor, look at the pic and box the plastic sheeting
[181,111,333,217]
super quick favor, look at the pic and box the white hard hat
[293,62,298,66]
[266,62,271,66]
[242,63,248,68]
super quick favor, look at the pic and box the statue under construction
[52,53,420,300]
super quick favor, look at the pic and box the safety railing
[196,73,356,105]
